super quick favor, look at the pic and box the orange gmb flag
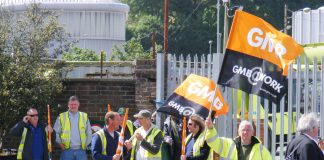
[226,10,303,75]
[218,10,303,102]
[157,74,228,118]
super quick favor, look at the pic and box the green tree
[0,4,71,141]
[110,38,155,61]
[63,45,104,61]
[122,0,323,55]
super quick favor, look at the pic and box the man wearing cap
[125,110,164,160]
[117,107,135,141]
[117,107,136,160]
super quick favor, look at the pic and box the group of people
[9,95,324,160]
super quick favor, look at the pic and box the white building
[1,0,129,58]
[292,7,324,44]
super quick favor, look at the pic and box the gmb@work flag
[157,74,228,118]
[218,10,303,102]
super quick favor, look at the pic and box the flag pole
[181,116,187,160]
[116,108,129,158]
[47,105,52,160]
[108,104,111,112]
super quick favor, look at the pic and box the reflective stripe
[60,112,70,148]
[206,134,218,143]
[218,139,224,154]
[185,133,192,145]
[226,142,235,160]
[126,120,134,136]
[79,112,87,149]
[96,129,107,155]
[17,128,27,159]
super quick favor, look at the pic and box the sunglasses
[28,114,38,117]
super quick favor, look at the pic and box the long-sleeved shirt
[91,127,119,160]
[53,111,92,149]
[30,123,44,160]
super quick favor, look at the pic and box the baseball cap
[134,110,151,119]
[117,108,126,115]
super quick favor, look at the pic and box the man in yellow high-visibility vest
[125,110,163,160]
[91,111,121,160]
[205,117,272,160]
[117,107,136,160]
[9,108,54,160]
[54,96,92,160]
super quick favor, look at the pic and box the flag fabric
[157,74,228,118]
[218,10,304,102]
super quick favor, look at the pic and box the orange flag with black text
[157,74,228,118]
[218,10,303,102]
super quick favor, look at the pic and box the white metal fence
[156,52,324,159]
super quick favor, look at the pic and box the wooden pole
[152,31,156,59]
[164,0,169,60]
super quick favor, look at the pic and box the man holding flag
[9,108,55,160]
[91,111,121,160]
[125,110,163,160]
[205,117,271,160]
[117,107,135,160]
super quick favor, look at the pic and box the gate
[156,52,324,159]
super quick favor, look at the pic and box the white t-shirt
[136,125,153,160]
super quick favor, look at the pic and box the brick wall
[135,59,156,113]
[53,79,136,122]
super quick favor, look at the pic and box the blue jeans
[60,149,88,160]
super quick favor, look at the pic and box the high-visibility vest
[205,127,272,160]
[126,120,134,136]
[59,111,88,149]
[185,132,212,160]
[130,126,162,160]
[96,129,108,155]
[17,127,49,159]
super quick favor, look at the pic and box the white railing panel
[160,53,324,159]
